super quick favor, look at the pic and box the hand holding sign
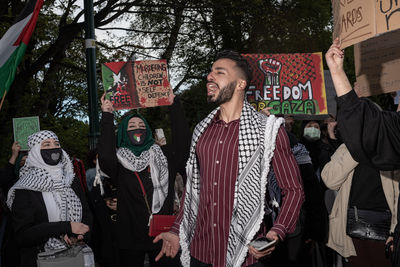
[325,38,344,74]
[101,93,114,113]
[326,39,353,97]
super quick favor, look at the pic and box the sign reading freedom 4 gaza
[101,60,173,110]
[242,53,327,115]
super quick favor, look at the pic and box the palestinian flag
[0,0,44,99]
[101,61,138,110]
[133,132,143,142]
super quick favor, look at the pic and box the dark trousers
[348,238,391,267]
[119,249,180,267]
[190,256,266,267]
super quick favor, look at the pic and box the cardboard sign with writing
[13,116,40,151]
[332,0,400,48]
[376,0,400,34]
[242,53,327,115]
[101,61,137,110]
[354,29,400,96]
[332,0,375,49]
[134,60,173,107]
[101,60,173,110]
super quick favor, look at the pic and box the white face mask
[303,127,321,141]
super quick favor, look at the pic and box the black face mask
[41,148,63,166]
[127,129,147,146]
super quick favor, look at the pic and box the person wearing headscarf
[98,94,190,267]
[7,130,92,267]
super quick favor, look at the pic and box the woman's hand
[105,198,117,211]
[325,38,344,74]
[64,234,84,246]
[101,92,114,113]
[70,222,89,235]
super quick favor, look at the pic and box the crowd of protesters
[0,39,399,267]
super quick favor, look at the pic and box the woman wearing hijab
[7,130,92,267]
[98,94,189,267]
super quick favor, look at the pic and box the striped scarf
[179,101,284,267]
[116,144,169,214]
[7,130,82,251]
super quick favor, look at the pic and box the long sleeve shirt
[171,114,303,267]
[337,89,400,170]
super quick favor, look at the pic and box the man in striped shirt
[154,50,304,267]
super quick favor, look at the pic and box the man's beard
[207,81,236,105]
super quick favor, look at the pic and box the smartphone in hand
[249,237,277,251]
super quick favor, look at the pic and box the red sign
[242,53,327,115]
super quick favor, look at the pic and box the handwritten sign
[332,0,400,48]
[242,53,327,115]
[13,116,40,151]
[354,29,400,96]
[376,0,400,34]
[134,60,173,107]
[101,60,173,110]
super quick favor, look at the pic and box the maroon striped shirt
[171,114,303,267]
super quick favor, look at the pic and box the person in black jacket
[98,93,190,267]
[6,130,92,267]
[326,38,400,266]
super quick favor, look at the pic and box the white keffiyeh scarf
[7,130,82,251]
[116,144,169,213]
[179,101,284,267]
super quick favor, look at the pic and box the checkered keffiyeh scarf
[116,144,168,213]
[7,130,82,251]
[179,101,284,267]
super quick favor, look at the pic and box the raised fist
[258,58,282,86]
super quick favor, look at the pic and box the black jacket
[98,97,191,250]
[11,177,92,267]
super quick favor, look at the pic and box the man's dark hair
[215,50,253,90]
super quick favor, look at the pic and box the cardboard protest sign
[101,61,137,110]
[332,0,400,48]
[13,116,40,151]
[376,0,400,35]
[242,53,327,115]
[101,60,173,110]
[133,60,173,107]
[354,29,400,96]
[332,0,375,49]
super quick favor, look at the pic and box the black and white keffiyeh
[116,144,168,213]
[7,130,82,251]
[179,101,284,267]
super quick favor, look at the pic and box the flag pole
[0,90,7,111]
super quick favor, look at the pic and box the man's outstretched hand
[153,232,180,261]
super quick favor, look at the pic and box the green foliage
[0,0,339,167]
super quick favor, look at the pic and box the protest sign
[332,0,400,49]
[242,53,327,115]
[101,61,137,110]
[133,59,173,107]
[13,116,40,151]
[101,60,173,110]
[376,0,400,34]
[354,29,400,96]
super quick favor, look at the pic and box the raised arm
[326,39,400,170]
[97,93,119,180]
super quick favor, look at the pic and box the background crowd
[0,41,400,267]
